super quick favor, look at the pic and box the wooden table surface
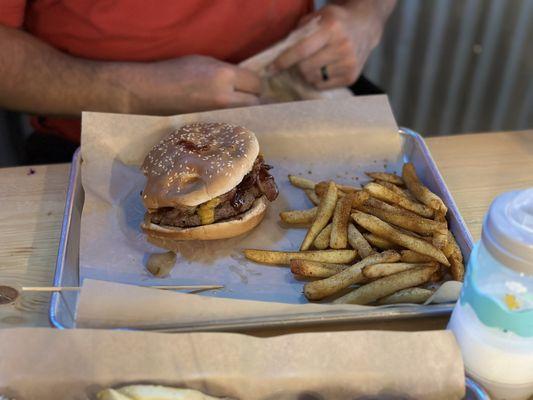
[0,130,532,332]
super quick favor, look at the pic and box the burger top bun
[142,122,259,210]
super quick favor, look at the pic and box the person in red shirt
[0,0,395,163]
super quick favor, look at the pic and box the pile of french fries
[244,163,464,305]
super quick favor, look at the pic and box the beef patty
[149,156,278,228]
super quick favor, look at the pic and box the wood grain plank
[0,164,69,327]
[427,131,533,240]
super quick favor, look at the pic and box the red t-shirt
[0,0,312,142]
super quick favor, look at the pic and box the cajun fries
[243,249,358,265]
[353,195,446,235]
[348,223,375,258]
[334,264,438,305]
[290,259,348,278]
[301,181,338,251]
[377,287,434,305]
[244,162,465,308]
[364,182,434,218]
[365,172,403,185]
[363,233,397,250]
[305,189,321,206]
[400,250,435,263]
[313,223,333,250]
[330,194,353,249]
[304,250,400,301]
[351,211,450,266]
[279,207,317,225]
[288,174,316,190]
[402,163,447,216]
[362,262,434,279]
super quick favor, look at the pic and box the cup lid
[482,188,533,275]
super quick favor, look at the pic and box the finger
[272,28,331,72]
[225,91,261,108]
[313,63,364,90]
[310,63,356,87]
[233,68,262,95]
[298,44,346,84]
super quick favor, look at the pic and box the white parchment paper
[78,96,460,328]
[0,327,465,400]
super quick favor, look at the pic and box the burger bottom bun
[142,196,267,246]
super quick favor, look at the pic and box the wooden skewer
[21,285,224,292]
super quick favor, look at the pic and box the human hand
[271,2,393,90]
[125,55,261,115]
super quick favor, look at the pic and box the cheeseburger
[141,122,278,241]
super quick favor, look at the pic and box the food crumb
[27,168,36,175]
[47,211,52,216]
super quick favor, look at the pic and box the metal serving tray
[50,128,474,331]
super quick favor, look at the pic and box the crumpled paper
[240,17,353,103]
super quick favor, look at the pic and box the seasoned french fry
[443,231,464,281]
[336,183,360,193]
[363,262,434,279]
[400,250,434,263]
[279,207,317,225]
[442,231,455,259]
[353,195,446,235]
[243,249,358,265]
[315,181,359,196]
[363,233,398,250]
[301,181,337,251]
[288,174,316,190]
[348,223,375,258]
[313,223,332,250]
[351,190,371,207]
[303,250,400,301]
[402,163,447,215]
[365,172,404,185]
[290,259,348,278]
[316,183,345,198]
[333,264,438,305]
[364,182,434,218]
[305,189,321,205]
[394,225,429,240]
[352,211,450,266]
[450,256,465,282]
[377,287,434,305]
[432,228,449,249]
[376,180,416,201]
[330,195,353,249]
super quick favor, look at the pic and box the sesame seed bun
[142,122,259,209]
[142,196,268,243]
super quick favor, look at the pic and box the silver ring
[320,65,329,81]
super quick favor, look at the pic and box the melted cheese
[197,198,221,225]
